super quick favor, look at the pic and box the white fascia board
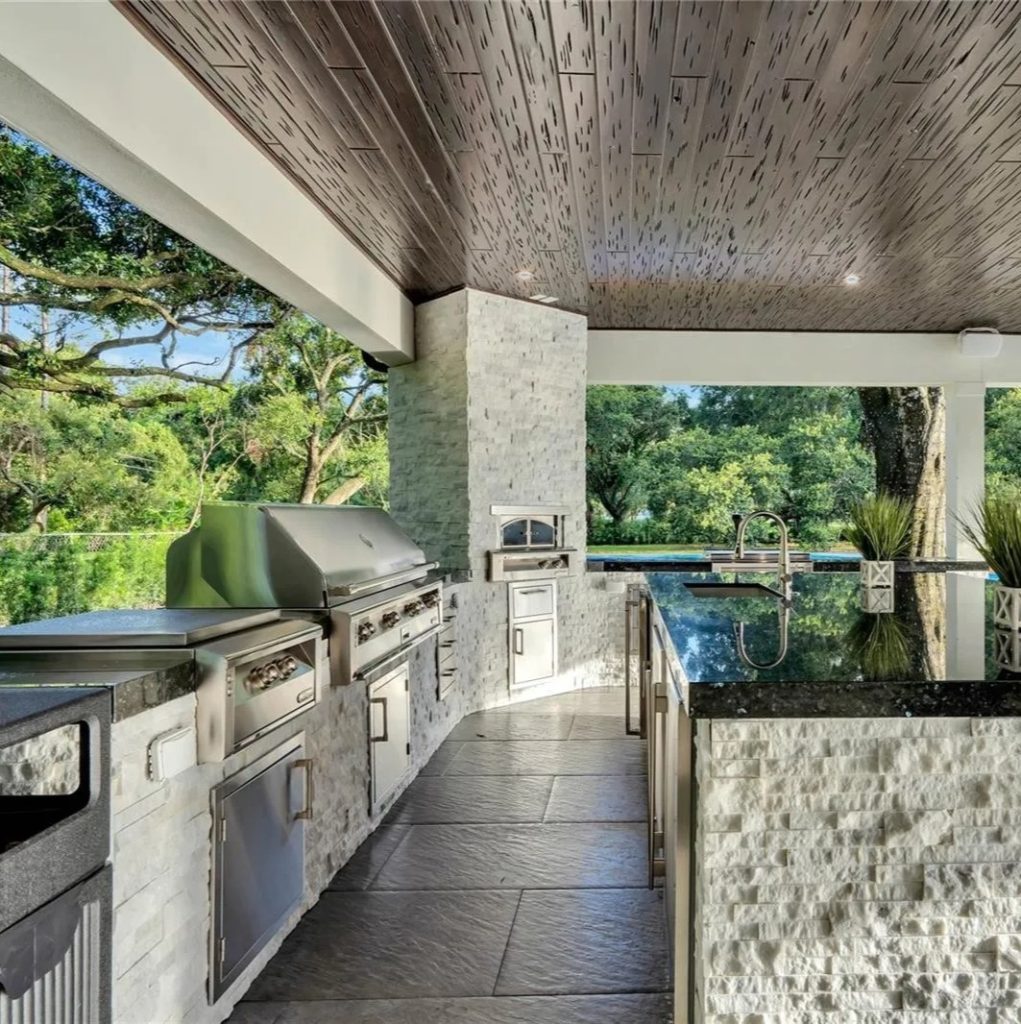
[0,1,413,364]
[588,330,1021,387]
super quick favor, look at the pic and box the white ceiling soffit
[0,1,413,365]
[588,330,1021,387]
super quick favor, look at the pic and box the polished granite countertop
[589,555,988,574]
[648,570,1021,719]
[0,650,195,722]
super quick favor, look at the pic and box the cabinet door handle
[518,587,548,596]
[513,628,524,655]
[370,697,389,743]
[291,758,315,821]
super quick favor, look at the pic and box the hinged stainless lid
[167,502,432,609]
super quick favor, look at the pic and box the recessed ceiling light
[515,269,535,282]
[844,272,861,286]
[529,294,559,304]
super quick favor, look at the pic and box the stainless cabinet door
[369,665,410,808]
[212,737,308,1002]
[511,619,556,687]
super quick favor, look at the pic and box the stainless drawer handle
[291,758,314,821]
[370,696,389,743]
[518,587,549,596]
[297,687,315,704]
[442,669,456,677]
[513,628,524,655]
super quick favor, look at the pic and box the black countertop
[589,555,988,574]
[649,571,1021,719]
[0,652,195,722]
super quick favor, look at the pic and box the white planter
[995,627,1021,672]
[860,560,894,588]
[860,585,895,614]
[994,585,1021,631]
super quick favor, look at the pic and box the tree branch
[0,242,235,294]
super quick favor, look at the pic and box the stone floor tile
[231,993,673,1023]
[385,774,553,824]
[243,890,519,1001]
[326,825,409,891]
[443,739,645,777]
[373,822,647,890]
[495,889,670,996]
[418,739,464,775]
[569,714,630,740]
[488,688,625,718]
[447,712,574,741]
[544,775,647,823]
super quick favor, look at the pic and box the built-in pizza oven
[487,505,578,581]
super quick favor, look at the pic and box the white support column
[945,381,986,560]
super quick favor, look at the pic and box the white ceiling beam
[0,1,413,364]
[588,330,1021,387]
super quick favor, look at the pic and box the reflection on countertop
[648,571,1021,719]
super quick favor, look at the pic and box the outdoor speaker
[958,327,1003,359]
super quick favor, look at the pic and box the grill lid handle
[328,562,438,598]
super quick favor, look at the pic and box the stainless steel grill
[167,502,442,685]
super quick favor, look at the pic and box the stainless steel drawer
[511,583,554,619]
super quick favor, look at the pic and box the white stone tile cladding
[110,635,455,1024]
[389,289,627,709]
[695,715,1021,1023]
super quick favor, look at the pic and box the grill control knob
[404,600,424,616]
[381,611,401,630]
[422,591,440,608]
[357,621,376,644]
[281,656,298,676]
[245,667,268,692]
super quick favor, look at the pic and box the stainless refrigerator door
[211,735,307,1003]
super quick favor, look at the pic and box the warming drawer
[511,583,555,619]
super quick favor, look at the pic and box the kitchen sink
[684,582,783,600]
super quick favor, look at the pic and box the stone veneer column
[389,289,621,708]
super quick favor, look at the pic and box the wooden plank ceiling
[122,1,1021,331]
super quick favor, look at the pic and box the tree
[586,386,679,525]
[986,388,1021,498]
[858,387,946,558]
[0,390,197,532]
[0,122,279,406]
[238,316,386,504]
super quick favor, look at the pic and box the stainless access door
[369,665,410,809]
[511,619,556,686]
[210,734,311,1003]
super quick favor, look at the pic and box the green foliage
[0,534,172,626]
[843,493,913,561]
[586,386,681,524]
[960,491,1021,588]
[589,386,873,547]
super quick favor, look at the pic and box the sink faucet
[735,510,792,600]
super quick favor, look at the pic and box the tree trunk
[323,477,365,505]
[858,387,946,558]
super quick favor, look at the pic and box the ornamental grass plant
[843,494,913,562]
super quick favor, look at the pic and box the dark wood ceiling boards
[121,1,1021,331]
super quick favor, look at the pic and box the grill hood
[167,502,434,609]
